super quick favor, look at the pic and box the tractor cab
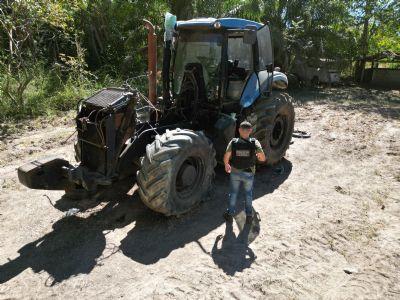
[169,18,274,118]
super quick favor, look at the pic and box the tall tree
[352,0,400,80]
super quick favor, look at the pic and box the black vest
[230,138,256,170]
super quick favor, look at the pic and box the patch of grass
[0,67,122,122]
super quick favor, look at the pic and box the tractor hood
[176,18,263,31]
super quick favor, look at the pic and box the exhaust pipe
[143,19,157,104]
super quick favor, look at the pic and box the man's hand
[256,152,266,162]
[223,151,232,173]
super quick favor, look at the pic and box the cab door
[223,33,256,111]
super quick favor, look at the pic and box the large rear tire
[254,93,295,165]
[137,128,216,216]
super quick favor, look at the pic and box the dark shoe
[246,215,253,225]
[223,211,233,223]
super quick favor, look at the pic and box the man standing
[223,121,266,223]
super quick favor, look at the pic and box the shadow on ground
[0,159,291,284]
[119,159,292,267]
[211,221,256,276]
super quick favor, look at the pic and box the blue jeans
[227,170,254,216]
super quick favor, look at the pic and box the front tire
[137,128,216,216]
[254,93,295,165]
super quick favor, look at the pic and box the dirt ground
[0,87,399,299]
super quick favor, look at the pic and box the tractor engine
[73,88,137,186]
[17,88,138,193]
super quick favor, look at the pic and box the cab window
[226,36,254,101]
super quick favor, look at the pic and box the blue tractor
[18,16,294,216]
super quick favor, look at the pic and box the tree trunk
[168,0,194,19]
[358,0,372,83]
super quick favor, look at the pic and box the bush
[0,64,122,121]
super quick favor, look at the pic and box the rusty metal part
[143,19,157,104]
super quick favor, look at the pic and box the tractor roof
[176,17,263,30]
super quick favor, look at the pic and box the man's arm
[224,140,233,173]
[224,151,232,173]
[255,140,266,162]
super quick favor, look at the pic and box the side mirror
[243,25,257,44]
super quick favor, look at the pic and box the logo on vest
[236,150,251,157]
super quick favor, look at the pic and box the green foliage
[0,0,398,120]
[0,64,104,121]
[0,0,90,120]
[81,0,168,76]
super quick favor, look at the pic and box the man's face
[239,127,252,139]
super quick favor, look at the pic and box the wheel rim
[270,115,287,148]
[175,156,204,200]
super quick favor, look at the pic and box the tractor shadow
[0,159,291,284]
[0,183,149,286]
[119,158,292,270]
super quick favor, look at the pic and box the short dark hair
[239,121,252,129]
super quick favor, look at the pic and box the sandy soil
[0,87,399,299]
